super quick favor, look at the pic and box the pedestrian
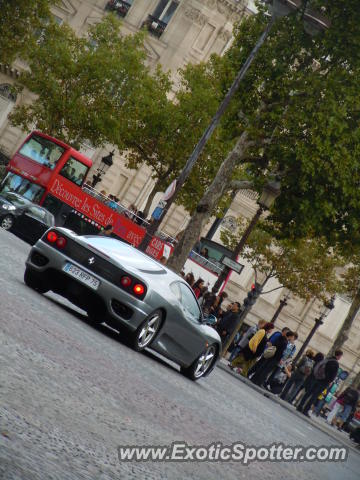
[198,287,209,305]
[247,327,290,379]
[296,350,343,417]
[98,224,114,236]
[185,272,195,287]
[268,361,293,395]
[202,290,228,317]
[200,247,209,259]
[229,322,274,376]
[327,387,359,429]
[229,319,267,363]
[216,302,241,347]
[280,349,315,403]
[251,330,296,387]
[192,278,205,299]
[266,332,299,387]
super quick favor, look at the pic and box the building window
[143,0,179,38]
[105,0,133,18]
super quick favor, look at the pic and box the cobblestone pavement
[0,229,359,480]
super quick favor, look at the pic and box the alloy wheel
[137,313,162,349]
[1,215,14,230]
[193,345,217,379]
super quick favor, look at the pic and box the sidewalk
[217,358,360,454]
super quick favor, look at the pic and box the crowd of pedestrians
[183,272,360,434]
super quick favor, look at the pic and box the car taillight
[121,276,132,287]
[47,231,58,243]
[56,237,67,249]
[133,284,145,296]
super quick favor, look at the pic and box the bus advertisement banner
[48,176,170,259]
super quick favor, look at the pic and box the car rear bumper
[26,241,152,331]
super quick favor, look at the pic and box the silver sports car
[24,228,221,380]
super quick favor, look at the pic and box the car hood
[0,196,16,207]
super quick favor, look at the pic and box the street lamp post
[271,294,289,324]
[212,180,281,294]
[293,296,335,366]
[91,151,114,188]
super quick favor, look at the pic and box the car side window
[170,282,182,301]
[178,283,201,321]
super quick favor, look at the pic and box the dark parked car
[0,191,55,244]
[24,229,221,380]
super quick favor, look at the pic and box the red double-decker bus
[0,131,171,259]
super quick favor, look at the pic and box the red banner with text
[48,177,171,260]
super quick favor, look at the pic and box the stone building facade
[0,0,359,380]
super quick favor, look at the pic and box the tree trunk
[142,176,165,219]
[167,131,249,272]
[328,288,360,357]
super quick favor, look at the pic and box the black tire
[24,268,49,294]
[181,344,218,381]
[130,310,163,352]
[1,214,14,230]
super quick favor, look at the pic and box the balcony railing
[105,0,132,18]
[141,14,168,38]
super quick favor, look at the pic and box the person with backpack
[229,322,274,376]
[228,319,267,363]
[327,387,359,429]
[247,327,290,379]
[251,330,296,387]
[296,350,343,417]
[280,349,315,403]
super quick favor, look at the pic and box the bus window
[0,172,45,203]
[19,134,64,170]
[59,156,89,186]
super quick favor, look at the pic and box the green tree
[9,15,235,215]
[121,61,236,216]
[327,251,360,358]
[9,15,169,150]
[0,0,55,64]
[219,219,343,355]
[167,0,360,272]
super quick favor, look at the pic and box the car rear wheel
[130,310,163,352]
[181,344,218,381]
[24,267,49,294]
[1,214,14,230]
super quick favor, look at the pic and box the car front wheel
[24,267,49,294]
[181,344,218,381]
[1,214,14,230]
[130,310,163,352]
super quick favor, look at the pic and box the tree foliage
[0,0,55,64]
[10,15,162,150]
[9,13,236,214]
[220,219,342,302]
[168,0,360,271]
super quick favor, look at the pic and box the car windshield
[19,134,64,170]
[0,192,31,207]
[26,206,54,226]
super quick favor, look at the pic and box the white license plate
[63,263,100,290]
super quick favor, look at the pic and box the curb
[217,361,360,455]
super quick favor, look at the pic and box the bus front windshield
[19,134,65,170]
[0,173,45,203]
